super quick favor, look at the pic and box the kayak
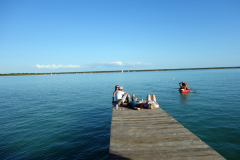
[179,89,190,93]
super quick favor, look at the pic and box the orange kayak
[179,89,190,93]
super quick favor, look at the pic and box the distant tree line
[0,66,240,76]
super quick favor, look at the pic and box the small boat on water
[179,89,190,93]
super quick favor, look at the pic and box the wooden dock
[109,104,225,160]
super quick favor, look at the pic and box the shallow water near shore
[0,69,240,159]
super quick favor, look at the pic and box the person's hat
[119,86,123,89]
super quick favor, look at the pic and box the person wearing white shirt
[115,86,128,106]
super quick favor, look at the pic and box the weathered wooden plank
[109,152,225,160]
[108,154,225,160]
[110,144,210,151]
[110,148,220,156]
[109,104,225,160]
[111,132,195,139]
[110,139,207,147]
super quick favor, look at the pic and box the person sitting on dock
[112,85,119,103]
[127,94,143,110]
[144,94,159,109]
[179,81,190,90]
[115,86,128,106]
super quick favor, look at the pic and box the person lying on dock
[127,94,143,110]
[112,85,119,103]
[144,94,159,109]
[115,86,128,106]
[179,81,190,90]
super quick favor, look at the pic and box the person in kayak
[179,81,190,90]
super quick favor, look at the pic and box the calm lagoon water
[0,69,240,159]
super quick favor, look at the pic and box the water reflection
[179,93,189,104]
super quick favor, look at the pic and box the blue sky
[0,0,239,73]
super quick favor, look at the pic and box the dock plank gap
[109,104,225,160]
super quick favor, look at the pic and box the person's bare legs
[132,94,137,102]
[152,94,156,102]
[122,94,128,104]
[152,94,159,105]
[146,94,151,102]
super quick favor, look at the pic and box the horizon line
[1,66,240,76]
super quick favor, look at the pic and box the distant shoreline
[1,66,240,76]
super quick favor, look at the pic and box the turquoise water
[0,69,240,159]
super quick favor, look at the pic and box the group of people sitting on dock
[112,82,190,110]
[112,85,159,110]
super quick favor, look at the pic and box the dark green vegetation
[1,66,240,76]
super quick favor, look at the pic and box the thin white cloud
[96,62,123,66]
[35,64,84,69]
[124,62,153,67]
[95,61,153,67]
[34,62,152,70]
